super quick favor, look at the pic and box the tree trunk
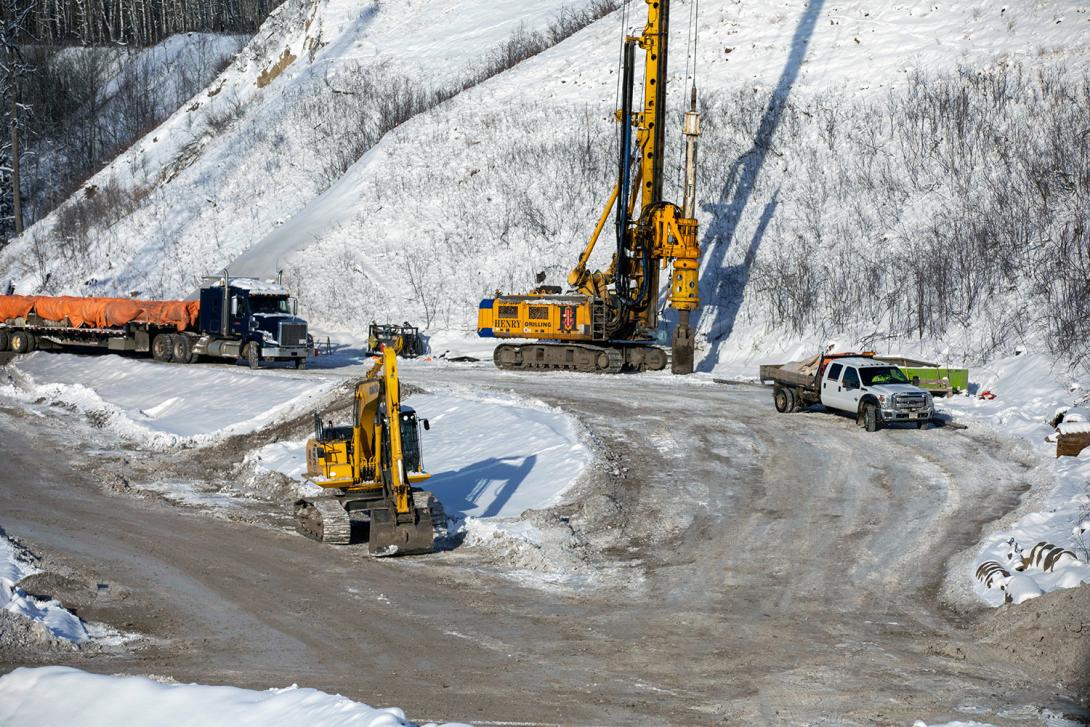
[10,78,22,235]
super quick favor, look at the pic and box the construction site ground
[1,361,1087,726]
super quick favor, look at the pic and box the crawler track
[493,342,666,373]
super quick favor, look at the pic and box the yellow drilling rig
[294,348,444,556]
[477,0,702,374]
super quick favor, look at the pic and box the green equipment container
[873,356,969,396]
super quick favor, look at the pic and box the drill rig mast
[477,0,702,374]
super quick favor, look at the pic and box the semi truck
[0,274,309,369]
[759,351,935,432]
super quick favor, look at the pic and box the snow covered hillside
[0,0,607,299]
[4,0,1089,371]
[23,33,245,226]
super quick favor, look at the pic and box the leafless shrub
[52,179,142,259]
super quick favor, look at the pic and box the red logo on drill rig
[561,305,576,332]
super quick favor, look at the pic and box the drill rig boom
[478,0,702,374]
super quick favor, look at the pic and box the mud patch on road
[974,584,1090,700]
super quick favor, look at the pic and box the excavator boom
[294,348,443,556]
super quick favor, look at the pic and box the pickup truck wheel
[244,342,261,370]
[152,333,174,362]
[11,331,35,354]
[863,403,881,433]
[917,420,929,430]
[773,386,790,413]
[172,335,194,364]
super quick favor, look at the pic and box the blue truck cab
[195,276,309,369]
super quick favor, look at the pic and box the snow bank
[255,389,591,521]
[939,354,1090,606]
[1,353,339,449]
[415,392,590,520]
[0,666,471,727]
[0,534,90,643]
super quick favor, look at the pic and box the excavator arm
[379,347,413,519]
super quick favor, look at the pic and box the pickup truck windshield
[250,296,291,314]
[861,366,910,386]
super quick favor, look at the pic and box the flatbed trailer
[0,275,310,368]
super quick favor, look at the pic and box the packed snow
[1,533,91,643]
[938,354,1090,606]
[0,353,339,449]
[258,388,591,522]
[0,667,471,727]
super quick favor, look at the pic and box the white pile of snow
[938,354,1090,606]
[1,534,91,643]
[0,353,339,449]
[0,666,471,727]
[413,392,590,520]
[249,437,311,480]
[258,389,591,522]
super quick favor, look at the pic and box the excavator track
[293,497,352,544]
[493,343,665,373]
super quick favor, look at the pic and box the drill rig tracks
[493,343,666,374]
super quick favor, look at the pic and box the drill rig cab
[477,0,702,374]
[294,348,444,556]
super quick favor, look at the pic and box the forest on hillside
[0,0,277,245]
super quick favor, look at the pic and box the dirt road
[1,364,1086,725]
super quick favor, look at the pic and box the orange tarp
[0,295,200,332]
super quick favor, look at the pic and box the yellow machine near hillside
[293,348,444,556]
[477,0,703,374]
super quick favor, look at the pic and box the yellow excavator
[293,348,444,556]
[477,0,702,374]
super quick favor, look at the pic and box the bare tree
[0,0,35,240]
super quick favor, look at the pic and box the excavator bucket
[368,506,435,557]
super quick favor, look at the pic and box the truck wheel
[773,385,790,413]
[863,403,881,433]
[917,419,929,430]
[0,331,9,351]
[152,333,174,362]
[244,342,261,370]
[294,357,307,370]
[11,331,35,354]
[172,335,194,364]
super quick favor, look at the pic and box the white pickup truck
[759,353,934,432]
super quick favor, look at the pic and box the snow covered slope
[5,1,1089,369]
[0,353,340,448]
[1,0,599,298]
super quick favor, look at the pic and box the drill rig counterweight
[477,0,702,374]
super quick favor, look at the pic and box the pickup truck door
[822,363,862,412]
[820,362,846,410]
[837,366,864,412]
